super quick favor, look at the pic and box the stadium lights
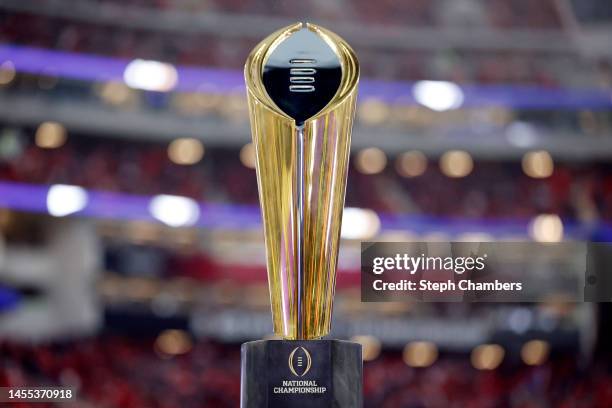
[46,184,88,217]
[341,207,381,240]
[35,121,67,149]
[506,121,538,148]
[440,150,473,178]
[522,150,554,178]
[240,143,256,169]
[521,340,550,366]
[529,214,563,242]
[167,138,205,165]
[149,194,200,227]
[403,341,438,367]
[154,329,193,357]
[471,344,505,370]
[413,80,464,111]
[0,61,16,85]
[396,150,427,178]
[508,308,533,334]
[355,147,387,175]
[123,59,178,92]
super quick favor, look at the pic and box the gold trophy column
[245,22,359,340]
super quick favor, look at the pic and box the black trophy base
[241,339,362,408]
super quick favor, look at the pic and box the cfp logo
[288,346,312,377]
[289,58,316,93]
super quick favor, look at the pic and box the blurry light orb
[506,121,537,148]
[167,138,204,165]
[0,61,16,85]
[471,344,505,370]
[341,207,381,240]
[123,59,178,92]
[396,150,427,178]
[403,341,438,368]
[35,121,67,149]
[0,128,23,160]
[99,81,132,106]
[240,142,256,169]
[440,150,473,178]
[355,147,387,175]
[149,195,200,227]
[46,184,88,217]
[529,214,563,242]
[155,329,192,356]
[413,80,464,111]
[350,335,381,362]
[358,98,390,125]
[521,340,550,366]
[508,307,533,334]
[522,150,554,179]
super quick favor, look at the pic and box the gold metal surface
[245,22,359,339]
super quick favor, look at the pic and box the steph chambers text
[373,279,522,292]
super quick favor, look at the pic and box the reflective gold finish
[245,23,359,339]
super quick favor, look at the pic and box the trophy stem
[296,124,305,339]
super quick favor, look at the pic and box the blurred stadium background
[0,0,612,407]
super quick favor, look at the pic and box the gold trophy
[245,22,358,340]
[241,23,361,407]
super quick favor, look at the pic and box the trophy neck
[296,124,305,339]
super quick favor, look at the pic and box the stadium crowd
[0,2,610,408]
[0,3,601,87]
[0,135,610,222]
[66,0,565,29]
[1,336,610,407]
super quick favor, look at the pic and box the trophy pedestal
[241,339,362,408]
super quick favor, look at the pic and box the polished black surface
[262,27,342,125]
[241,340,362,408]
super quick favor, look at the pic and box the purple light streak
[1,44,611,109]
[0,180,592,238]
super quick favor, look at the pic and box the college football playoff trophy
[241,22,361,407]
